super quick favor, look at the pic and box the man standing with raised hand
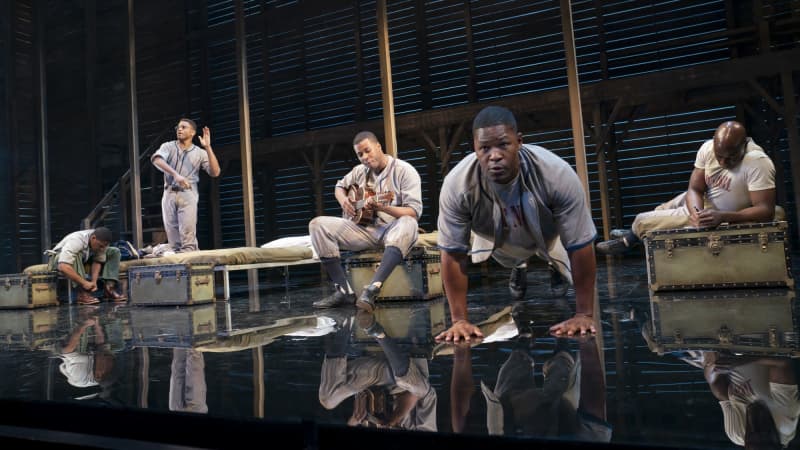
[151,118,220,253]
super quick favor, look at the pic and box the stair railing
[81,127,173,230]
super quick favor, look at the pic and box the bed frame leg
[223,270,231,301]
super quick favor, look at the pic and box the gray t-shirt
[489,176,538,264]
[152,140,211,191]
[438,144,596,263]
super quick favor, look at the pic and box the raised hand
[198,126,212,149]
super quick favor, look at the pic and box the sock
[371,246,404,285]
[375,335,410,377]
[321,257,353,294]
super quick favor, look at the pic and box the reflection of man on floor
[449,312,609,441]
[169,349,208,414]
[317,311,437,431]
[56,312,115,389]
[681,351,799,449]
[596,121,777,255]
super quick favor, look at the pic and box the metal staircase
[80,127,173,245]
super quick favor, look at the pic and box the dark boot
[356,283,381,313]
[313,290,356,309]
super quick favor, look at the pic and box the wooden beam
[593,105,611,241]
[252,347,264,418]
[235,0,256,248]
[560,0,591,206]
[34,0,50,253]
[376,0,397,157]
[781,70,800,233]
[754,0,771,54]
[747,78,783,114]
[126,0,143,248]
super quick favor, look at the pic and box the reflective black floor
[1,255,799,449]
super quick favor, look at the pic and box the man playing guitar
[309,131,423,312]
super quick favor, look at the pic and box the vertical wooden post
[138,347,149,408]
[560,0,591,206]
[126,0,143,249]
[781,71,800,233]
[34,0,50,253]
[376,0,397,157]
[235,0,256,249]
[592,105,611,241]
[253,347,265,418]
[753,0,771,54]
[235,0,258,297]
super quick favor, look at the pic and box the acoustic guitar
[345,184,394,226]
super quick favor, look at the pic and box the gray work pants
[162,189,199,252]
[309,215,419,259]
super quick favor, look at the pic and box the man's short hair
[353,131,379,146]
[178,118,198,131]
[92,227,113,243]
[472,106,518,133]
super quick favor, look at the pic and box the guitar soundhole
[346,184,394,226]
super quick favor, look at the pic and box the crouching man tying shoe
[309,131,423,312]
[46,227,127,305]
[436,106,598,342]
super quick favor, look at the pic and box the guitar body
[345,184,394,226]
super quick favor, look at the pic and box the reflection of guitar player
[310,131,423,312]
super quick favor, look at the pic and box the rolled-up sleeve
[437,173,472,254]
[397,163,423,219]
[548,160,597,251]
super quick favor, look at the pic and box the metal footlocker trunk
[128,264,215,306]
[0,309,59,350]
[353,299,446,357]
[344,247,443,301]
[0,272,59,309]
[644,221,793,292]
[644,289,798,357]
[130,304,217,348]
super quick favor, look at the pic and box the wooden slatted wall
[8,0,42,269]
[0,2,12,273]
[3,0,799,269]
[196,0,796,245]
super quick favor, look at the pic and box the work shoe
[509,266,528,301]
[104,287,127,303]
[76,288,100,306]
[313,290,356,309]
[549,264,569,297]
[356,284,381,313]
[596,230,639,255]
[609,229,629,239]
